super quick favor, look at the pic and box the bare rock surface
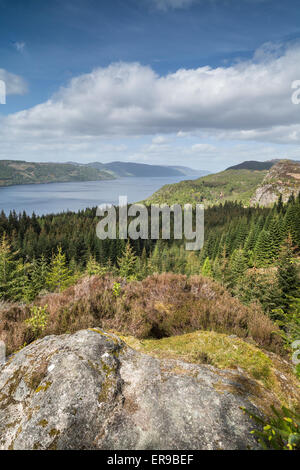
[251,160,300,206]
[0,328,264,450]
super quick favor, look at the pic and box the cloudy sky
[0,0,300,171]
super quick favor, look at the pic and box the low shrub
[0,273,283,355]
[25,305,49,335]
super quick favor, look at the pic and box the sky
[0,0,300,171]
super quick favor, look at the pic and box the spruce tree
[228,249,248,288]
[201,257,212,278]
[47,246,72,292]
[10,260,32,302]
[284,203,300,247]
[86,255,107,277]
[0,234,25,300]
[268,217,282,261]
[254,230,273,267]
[0,234,14,299]
[117,242,137,280]
[149,240,163,274]
[276,236,298,310]
[30,255,49,298]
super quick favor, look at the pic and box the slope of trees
[0,193,299,315]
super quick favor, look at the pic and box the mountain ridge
[0,160,113,188]
[0,160,207,187]
[145,159,300,207]
[85,161,207,177]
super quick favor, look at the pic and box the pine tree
[10,260,32,302]
[276,194,284,213]
[0,234,14,299]
[244,228,256,253]
[214,245,229,285]
[284,203,300,247]
[135,247,148,279]
[236,269,280,314]
[229,249,248,286]
[149,240,163,274]
[47,246,72,292]
[276,236,298,310]
[86,255,107,277]
[0,234,27,300]
[268,217,283,261]
[254,230,273,267]
[117,242,137,280]
[201,257,212,278]
[30,255,49,298]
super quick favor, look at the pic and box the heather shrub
[0,273,284,355]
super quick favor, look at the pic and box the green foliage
[0,234,31,301]
[254,230,273,266]
[277,237,299,310]
[86,256,107,277]
[235,269,280,314]
[112,282,121,298]
[244,405,300,450]
[0,192,299,320]
[272,296,300,349]
[117,242,137,280]
[201,257,212,277]
[25,305,49,334]
[229,249,248,286]
[27,255,49,301]
[145,169,267,207]
[295,364,300,380]
[46,246,72,292]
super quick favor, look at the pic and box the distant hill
[145,159,300,207]
[0,160,206,188]
[165,165,209,177]
[226,161,275,171]
[145,168,267,207]
[0,160,113,187]
[86,161,206,178]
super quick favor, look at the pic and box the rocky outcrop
[251,160,300,206]
[0,328,279,450]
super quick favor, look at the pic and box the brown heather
[0,273,283,356]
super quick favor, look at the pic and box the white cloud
[191,143,216,152]
[152,135,169,144]
[1,42,300,164]
[0,69,27,95]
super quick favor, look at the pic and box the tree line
[0,194,299,316]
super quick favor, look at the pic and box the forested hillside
[0,193,299,315]
[145,160,300,207]
[145,168,267,206]
[0,160,206,187]
[0,160,113,187]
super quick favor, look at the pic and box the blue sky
[0,0,300,171]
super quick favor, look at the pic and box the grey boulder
[0,328,262,450]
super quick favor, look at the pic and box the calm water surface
[0,176,189,216]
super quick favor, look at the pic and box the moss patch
[122,330,273,385]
